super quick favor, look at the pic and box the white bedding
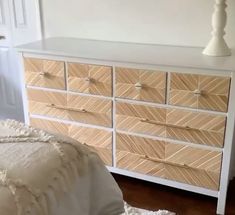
[0,120,124,215]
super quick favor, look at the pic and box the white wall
[41,0,235,48]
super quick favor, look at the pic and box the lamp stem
[203,0,231,56]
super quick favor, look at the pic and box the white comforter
[0,120,124,215]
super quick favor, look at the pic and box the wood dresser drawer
[115,67,166,103]
[116,133,165,176]
[69,124,112,166]
[116,150,165,177]
[30,117,68,134]
[166,109,226,148]
[30,118,112,166]
[28,89,67,120]
[24,58,65,89]
[67,93,112,127]
[169,73,230,112]
[165,143,222,190]
[116,133,222,190]
[165,164,220,190]
[116,101,226,147]
[116,133,165,159]
[116,101,166,137]
[68,62,112,96]
[27,89,112,127]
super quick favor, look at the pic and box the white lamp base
[203,37,231,56]
[203,0,231,57]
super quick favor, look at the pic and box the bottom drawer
[88,146,112,167]
[165,164,220,190]
[116,133,222,190]
[30,118,113,166]
[117,150,221,190]
[116,151,165,177]
[69,124,112,166]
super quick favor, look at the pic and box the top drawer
[68,62,112,96]
[115,67,166,103]
[169,73,230,112]
[24,58,65,90]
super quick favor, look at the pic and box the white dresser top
[16,37,235,72]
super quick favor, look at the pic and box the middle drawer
[27,88,112,127]
[116,101,226,147]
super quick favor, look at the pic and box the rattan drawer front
[165,164,220,190]
[115,67,166,103]
[28,89,67,120]
[165,143,222,172]
[116,134,222,189]
[30,117,112,165]
[166,109,226,147]
[69,125,112,166]
[116,133,165,159]
[30,118,68,135]
[198,75,230,112]
[116,102,166,137]
[28,89,112,127]
[116,151,165,177]
[67,94,112,127]
[169,73,230,112]
[116,101,226,146]
[24,58,65,89]
[165,143,222,190]
[69,124,112,149]
[89,147,113,166]
[68,62,112,96]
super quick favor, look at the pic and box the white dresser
[17,37,235,215]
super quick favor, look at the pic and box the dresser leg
[216,181,229,215]
[217,74,235,215]
[216,196,225,215]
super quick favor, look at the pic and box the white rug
[122,202,175,215]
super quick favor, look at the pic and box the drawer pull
[47,104,87,113]
[142,155,190,169]
[135,82,142,89]
[140,118,191,130]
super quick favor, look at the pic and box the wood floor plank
[113,174,235,215]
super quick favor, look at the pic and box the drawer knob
[85,77,93,82]
[135,82,142,89]
[193,89,202,95]
[0,35,6,40]
[39,72,49,77]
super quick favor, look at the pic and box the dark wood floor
[113,174,235,215]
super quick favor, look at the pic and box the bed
[0,120,124,215]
